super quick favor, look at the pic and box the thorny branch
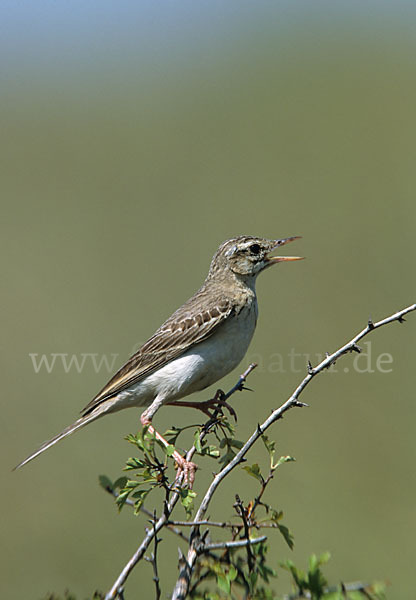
[170,303,416,600]
[104,303,415,600]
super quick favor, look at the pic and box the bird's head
[208,236,304,282]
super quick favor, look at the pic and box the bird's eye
[249,243,261,255]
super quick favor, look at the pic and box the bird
[15,235,303,484]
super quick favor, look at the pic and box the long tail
[13,409,105,470]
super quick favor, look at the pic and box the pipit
[15,236,303,484]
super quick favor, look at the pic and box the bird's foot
[167,390,237,420]
[140,414,197,488]
[201,389,237,421]
[173,452,198,488]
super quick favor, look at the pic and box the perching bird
[15,236,303,484]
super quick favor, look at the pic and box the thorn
[307,360,314,374]
[257,424,262,434]
[351,343,361,354]
[294,401,309,408]
[201,529,210,542]
[240,386,254,392]
[324,352,334,369]
[368,317,375,330]
[398,315,406,323]
[177,547,186,563]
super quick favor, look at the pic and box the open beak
[266,236,304,264]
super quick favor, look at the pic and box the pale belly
[119,301,258,409]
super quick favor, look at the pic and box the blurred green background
[2,2,415,598]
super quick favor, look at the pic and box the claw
[205,389,237,420]
[140,414,198,488]
[174,455,198,488]
[216,399,237,420]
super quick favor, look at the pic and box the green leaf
[220,419,235,436]
[277,523,295,550]
[228,565,237,581]
[165,444,175,457]
[113,476,128,490]
[217,573,230,594]
[180,489,197,518]
[125,478,140,489]
[270,508,283,522]
[307,567,327,594]
[115,489,132,510]
[219,449,236,466]
[309,553,318,571]
[249,571,258,590]
[370,581,388,598]
[274,455,296,468]
[125,457,147,470]
[194,429,202,453]
[202,444,220,458]
[318,551,331,566]
[125,433,139,444]
[261,434,276,457]
[243,463,264,483]
[258,561,277,583]
[229,439,244,449]
[308,551,330,573]
[98,474,113,491]
[132,489,151,514]
[140,472,159,483]
[280,559,305,589]
[164,426,182,444]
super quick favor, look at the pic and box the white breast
[120,298,258,409]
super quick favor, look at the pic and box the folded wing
[82,292,234,415]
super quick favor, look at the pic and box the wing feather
[82,292,234,415]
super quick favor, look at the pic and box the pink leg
[140,413,197,488]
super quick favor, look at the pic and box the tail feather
[13,411,103,470]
